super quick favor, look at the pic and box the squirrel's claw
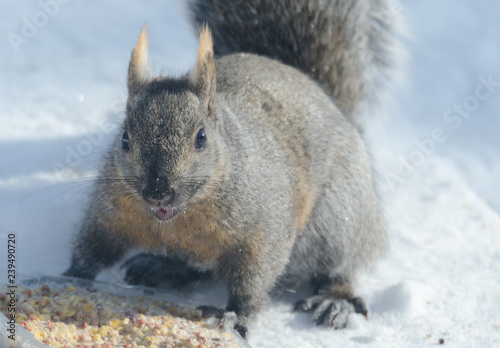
[197,305,247,339]
[348,296,369,318]
[197,305,226,320]
[295,295,368,329]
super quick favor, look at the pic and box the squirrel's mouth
[151,206,179,221]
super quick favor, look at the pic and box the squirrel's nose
[142,187,176,206]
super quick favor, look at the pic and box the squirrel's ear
[128,27,153,97]
[189,25,216,118]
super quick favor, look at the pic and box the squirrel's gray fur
[64,0,398,338]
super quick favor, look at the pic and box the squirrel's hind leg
[294,275,368,329]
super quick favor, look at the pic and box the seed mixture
[0,284,242,348]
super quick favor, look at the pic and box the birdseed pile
[0,284,243,348]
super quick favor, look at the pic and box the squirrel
[63,0,399,338]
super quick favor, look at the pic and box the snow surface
[1,1,499,347]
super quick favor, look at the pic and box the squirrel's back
[190,0,401,125]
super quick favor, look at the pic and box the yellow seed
[85,304,93,313]
[63,310,76,318]
[99,326,108,335]
[40,297,51,306]
[136,330,145,338]
[110,319,122,329]
[67,285,75,291]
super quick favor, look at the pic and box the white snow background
[1,0,499,347]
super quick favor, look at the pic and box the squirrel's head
[117,26,225,221]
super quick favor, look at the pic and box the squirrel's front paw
[123,253,166,287]
[122,253,211,288]
[197,305,248,339]
[294,295,368,329]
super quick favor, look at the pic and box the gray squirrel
[63,0,399,338]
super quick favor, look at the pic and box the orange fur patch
[108,186,233,262]
[293,167,315,232]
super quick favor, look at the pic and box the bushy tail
[190,0,401,126]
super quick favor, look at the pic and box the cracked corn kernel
[63,310,76,318]
[0,284,243,348]
[110,319,122,329]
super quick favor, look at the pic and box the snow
[1,1,499,347]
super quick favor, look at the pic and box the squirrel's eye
[195,129,207,150]
[122,130,130,151]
